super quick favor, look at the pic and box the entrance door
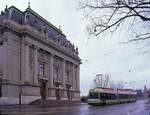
[67,89,72,101]
[40,83,46,100]
[55,88,60,100]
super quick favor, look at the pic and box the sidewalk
[0,101,87,109]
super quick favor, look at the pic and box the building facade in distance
[0,6,81,105]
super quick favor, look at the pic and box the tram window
[100,93,106,99]
[89,93,99,99]
[100,93,109,100]
[130,94,136,99]
[119,94,129,99]
[110,94,117,100]
[100,93,117,100]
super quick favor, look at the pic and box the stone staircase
[29,99,82,107]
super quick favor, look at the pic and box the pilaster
[76,65,80,91]
[33,46,39,84]
[62,59,66,89]
[21,39,25,83]
[2,34,8,80]
[0,45,2,75]
[72,64,76,90]
[24,41,31,83]
[50,54,54,87]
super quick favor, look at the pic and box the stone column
[50,54,54,87]
[33,46,38,84]
[0,45,3,75]
[2,38,7,80]
[72,64,76,90]
[62,59,66,89]
[24,42,30,82]
[76,65,80,91]
[21,40,25,83]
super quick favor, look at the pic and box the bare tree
[93,73,110,88]
[117,81,124,89]
[93,74,103,88]
[79,0,150,42]
[109,80,117,89]
[147,89,150,102]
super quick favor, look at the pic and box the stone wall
[0,16,81,105]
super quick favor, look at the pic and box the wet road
[0,100,150,115]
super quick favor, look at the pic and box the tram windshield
[89,92,99,99]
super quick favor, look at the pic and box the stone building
[0,6,81,105]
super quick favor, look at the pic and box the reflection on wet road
[0,100,149,115]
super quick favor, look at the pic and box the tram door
[100,93,106,104]
[40,83,46,100]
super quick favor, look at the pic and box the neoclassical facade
[0,6,81,105]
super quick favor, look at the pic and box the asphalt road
[0,100,150,115]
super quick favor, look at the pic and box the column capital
[23,40,32,47]
[50,53,55,57]
[0,36,8,45]
[72,63,77,67]
[33,45,39,50]
[62,58,66,63]
[74,64,79,68]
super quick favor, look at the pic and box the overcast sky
[0,0,150,95]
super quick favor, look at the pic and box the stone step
[29,99,81,107]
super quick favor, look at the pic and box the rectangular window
[66,71,69,83]
[38,63,44,77]
[54,67,59,81]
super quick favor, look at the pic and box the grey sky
[0,0,150,95]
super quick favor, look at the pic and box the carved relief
[38,50,48,63]
[41,24,48,36]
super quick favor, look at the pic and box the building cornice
[0,19,81,62]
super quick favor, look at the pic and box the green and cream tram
[88,88,137,106]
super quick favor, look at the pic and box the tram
[88,87,137,106]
